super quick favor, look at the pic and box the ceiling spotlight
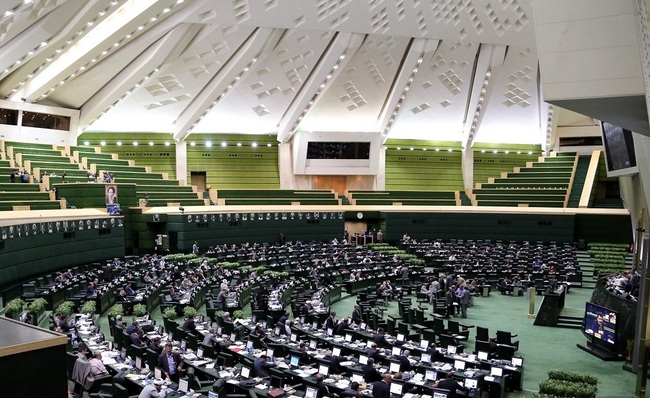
[267,143,272,147]
[164,142,170,146]
[149,142,154,146]
[206,142,212,147]
[252,142,258,147]
[83,141,89,146]
[221,142,227,147]
[237,143,242,147]
[116,141,122,146]
[190,141,196,146]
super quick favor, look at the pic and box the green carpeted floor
[95,285,636,397]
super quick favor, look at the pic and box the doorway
[190,171,207,193]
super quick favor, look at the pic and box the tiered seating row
[213,189,340,206]
[346,190,459,206]
[472,153,577,207]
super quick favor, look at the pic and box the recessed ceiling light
[83,141,89,146]
[116,141,122,146]
[252,142,257,147]
[190,142,196,146]
[267,143,272,147]
[149,142,154,146]
[205,142,212,147]
[221,142,227,147]
[164,142,170,146]
[237,143,242,147]
[100,141,106,146]
[133,141,138,146]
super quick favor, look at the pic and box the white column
[175,140,187,185]
[375,145,386,190]
[461,148,474,192]
[278,142,294,189]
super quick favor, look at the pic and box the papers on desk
[277,363,289,369]
[185,353,197,360]
[206,362,215,369]
[191,360,210,367]
[113,363,131,370]
[102,357,117,365]
[255,384,268,390]
[294,368,319,377]
[484,376,495,382]
[340,361,355,366]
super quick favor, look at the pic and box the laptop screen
[318,364,329,375]
[135,356,142,369]
[447,345,456,354]
[389,362,400,373]
[396,333,405,341]
[420,339,429,349]
[390,382,403,395]
[332,347,341,357]
[391,347,401,356]
[477,351,488,361]
[512,357,523,367]
[196,348,204,358]
[454,360,466,370]
[345,334,353,342]
[420,353,431,363]
[154,368,162,379]
[290,356,300,367]
[425,370,436,381]
[241,367,251,378]
[352,374,363,383]
[309,340,318,350]
[465,378,478,389]
[290,334,298,342]
[358,355,368,365]
[491,366,503,377]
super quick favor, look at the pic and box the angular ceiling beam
[10,0,165,102]
[172,27,285,142]
[276,32,365,143]
[377,38,430,142]
[0,0,97,83]
[78,23,201,131]
[462,44,507,149]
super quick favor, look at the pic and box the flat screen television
[583,302,617,346]
[601,121,638,177]
[106,204,121,215]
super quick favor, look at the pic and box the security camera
[179,207,185,214]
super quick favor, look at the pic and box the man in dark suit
[158,343,183,382]
[362,358,382,383]
[351,304,363,324]
[397,350,411,372]
[372,328,390,348]
[434,372,470,398]
[297,343,311,365]
[372,374,391,398]
[182,315,197,334]
[335,317,350,336]
[367,343,382,362]
[253,354,277,378]
[325,311,337,331]
[426,343,446,362]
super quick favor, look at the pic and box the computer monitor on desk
[178,379,189,393]
[511,356,523,367]
[391,347,401,356]
[359,355,368,365]
[425,370,436,381]
[332,347,341,357]
[305,386,318,398]
[447,345,457,355]
[290,355,300,368]
[432,388,450,398]
[345,334,353,342]
[352,374,364,383]
[318,364,329,375]
[477,351,488,361]
[309,340,318,350]
[241,366,251,378]
[490,366,503,377]
[454,360,466,370]
[389,362,400,373]
[420,353,431,363]
[390,381,403,395]
[396,333,405,342]
[464,378,478,389]
[420,339,429,349]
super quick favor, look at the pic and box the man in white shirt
[89,351,109,376]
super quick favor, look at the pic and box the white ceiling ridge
[377,38,429,142]
[276,31,365,143]
[79,23,202,132]
[463,44,507,149]
[172,27,284,142]
[10,0,165,102]
[0,0,97,93]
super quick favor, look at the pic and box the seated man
[361,358,382,383]
[182,314,197,334]
[253,354,277,378]
[89,351,109,376]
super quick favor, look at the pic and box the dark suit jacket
[182,319,197,334]
[372,334,390,348]
[437,378,469,398]
[362,364,382,383]
[397,355,411,372]
[372,380,390,398]
[352,309,363,324]
[367,348,382,361]
[158,352,183,376]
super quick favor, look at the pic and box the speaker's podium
[0,316,69,398]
